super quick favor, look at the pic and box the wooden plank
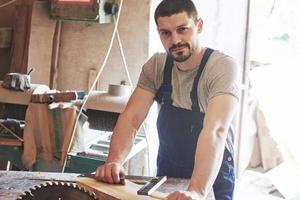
[88,68,97,90]
[28,1,56,86]
[10,1,34,74]
[77,177,167,200]
[0,138,22,146]
[50,20,62,89]
[0,81,49,105]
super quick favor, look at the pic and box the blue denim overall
[154,48,235,200]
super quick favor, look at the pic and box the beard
[168,43,192,62]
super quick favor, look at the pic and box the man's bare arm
[95,87,154,183]
[108,87,155,163]
[188,94,238,197]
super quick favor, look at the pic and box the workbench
[0,170,192,200]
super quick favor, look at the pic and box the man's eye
[177,27,189,33]
[160,31,171,37]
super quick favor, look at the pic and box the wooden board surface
[77,177,168,200]
[0,81,49,105]
[0,138,22,146]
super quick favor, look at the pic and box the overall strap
[154,55,173,104]
[190,48,214,111]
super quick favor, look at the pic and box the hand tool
[31,91,85,104]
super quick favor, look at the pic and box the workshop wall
[0,0,16,79]
[28,0,150,91]
[197,0,248,66]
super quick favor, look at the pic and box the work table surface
[0,170,191,200]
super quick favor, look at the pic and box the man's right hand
[95,162,126,184]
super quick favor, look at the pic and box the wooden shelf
[0,81,49,105]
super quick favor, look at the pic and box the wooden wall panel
[26,0,150,92]
[0,0,16,26]
[0,0,16,79]
[0,49,10,78]
[57,0,150,91]
[28,1,56,86]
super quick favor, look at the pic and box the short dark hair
[154,0,198,25]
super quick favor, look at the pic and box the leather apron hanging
[154,48,235,200]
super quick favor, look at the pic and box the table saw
[0,170,190,200]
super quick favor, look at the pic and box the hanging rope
[113,16,152,175]
[61,0,125,172]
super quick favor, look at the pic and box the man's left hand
[167,190,205,200]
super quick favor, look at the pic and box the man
[95,0,240,199]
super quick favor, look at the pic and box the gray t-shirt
[137,49,240,154]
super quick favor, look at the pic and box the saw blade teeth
[53,181,59,185]
[87,189,96,198]
[89,191,97,199]
[77,184,85,191]
[84,187,90,194]
[24,191,33,196]
[46,181,53,186]
[17,193,27,199]
[66,182,71,187]
[18,181,97,200]
[43,182,49,186]
[80,186,89,193]
[36,185,41,189]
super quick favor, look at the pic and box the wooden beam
[50,20,62,89]
[0,138,22,146]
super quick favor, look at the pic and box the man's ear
[197,18,203,33]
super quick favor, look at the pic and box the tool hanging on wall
[50,0,119,23]
[31,91,85,104]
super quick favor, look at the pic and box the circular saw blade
[17,182,97,200]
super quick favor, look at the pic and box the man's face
[157,12,202,62]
